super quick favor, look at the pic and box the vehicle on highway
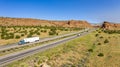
[18,37,40,45]
[77,34,81,36]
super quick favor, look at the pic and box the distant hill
[102,21,120,30]
[0,17,92,28]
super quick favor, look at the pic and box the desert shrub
[1,34,4,39]
[88,49,93,52]
[43,30,47,32]
[1,33,14,39]
[95,34,99,37]
[29,32,34,35]
[59,28,64,31]
[50,28,56,32]
[41,30,44,32]
[103,30,120,34]
[21,34,24,36]
[49,28,57,35]
[99,36,103,38]
[1,34,6,39]
[34,30,38,33]
[49,31,55,35]
[96,30,99,32]
[64,28,68,31]
[15,35,20,39]
[98,53,104,57]
[98,43,101,45]
[104,39,109,43]
[9,33,14,39]
[98,31,101,33]
[34,65,37,67]
[56,33,58,35]
[108,36,111,38]
[24,30,28,34]
[36,32,40,35]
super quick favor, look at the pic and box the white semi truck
[18,37,40,45]
[77,34,81,36]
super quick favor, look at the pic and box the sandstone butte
[0,17,92,28]
[102,21,120,30]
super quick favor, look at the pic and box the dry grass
[88,30,120,67]
[7,31,96,67]
[6,30,120,67]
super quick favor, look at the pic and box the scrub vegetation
[7,29,120,67]
[0,26,83,45]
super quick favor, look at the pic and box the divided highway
[0,29,93,67]
[0,30,85,51]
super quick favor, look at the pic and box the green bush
[99,36,103,38]
[64,29,68,31]
[1,33,14,39]
[49,31,55,35]
[103,30,120,34]
[21,34,24,36]
[104,39,109,43]
[98,31,101,33]
[29,31,34,35]
[1,34,4,39]
[88,49,93,52]
[56,33,58,35]
[15,35,20,39]
[41,30,44,32]
[43,30,47,32]
[95,34,99,37]
[9,33,14,39]
[98,43,101,45]
[49,28,57,35]
[98,53,104,57]
[36,32,40,35]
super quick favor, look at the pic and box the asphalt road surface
[0,29,93,67]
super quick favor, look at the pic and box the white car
[77,34,81,36]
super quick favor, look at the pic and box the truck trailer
[18,37,40,45]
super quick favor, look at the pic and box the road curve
[0,30,93,67]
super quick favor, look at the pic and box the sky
[0,0,120,23]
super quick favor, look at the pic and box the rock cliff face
[67,20,92,28]
[0,17,92,28]
[102,21,120,30]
